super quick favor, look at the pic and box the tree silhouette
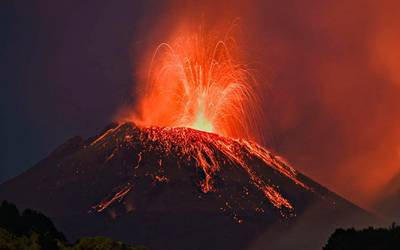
[324,223,400,250]
[0,200,147,250]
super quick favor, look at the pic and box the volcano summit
[0,123,374,249]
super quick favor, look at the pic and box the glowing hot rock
[131,29,261,140]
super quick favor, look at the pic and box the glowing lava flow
[91,123,311,219]
[130,29,261,140]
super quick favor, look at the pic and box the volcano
[0,122,375,249]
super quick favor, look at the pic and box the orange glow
[129,27,260,140]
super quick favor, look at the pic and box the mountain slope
[0,122,375,250]
[375,172,400,222]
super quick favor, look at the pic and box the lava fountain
[110,27,310,216]
[129,27,262,141]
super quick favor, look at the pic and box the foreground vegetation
[3,199,399,249]
[324,223,400,250]
[0,201,147,250]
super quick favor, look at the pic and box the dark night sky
[1,0,160,181]
[1,0,400,209]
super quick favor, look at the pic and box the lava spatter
[127,28,262,141]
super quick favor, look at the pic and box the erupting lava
[129,28,261,140]
[105,27,308,219]
[99,27,313,220]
